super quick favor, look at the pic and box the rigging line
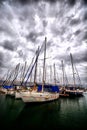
[10,63,20,86]
[74,65,82,86]
[20,48,39,85]
[2,63,20,86]
[21,39,45,86]
[24,47,40,85]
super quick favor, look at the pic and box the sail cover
[37,84,59,92]
[3,85,14,89]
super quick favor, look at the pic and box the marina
[0,0,87,129]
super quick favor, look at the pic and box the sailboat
[0,63,20,96]
[15,61,27,99]
[65,53,84,97]
[59,60,69,97]
[20,37,60,103]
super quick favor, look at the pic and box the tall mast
[54,63,56,85]
[61,60,64,87]
[39,67,41,83]
[34,47,39,84]
[45,65,46,83]
[34,61,37,84]
[42,37,47,92]
[70,53,75,87]
[65,70,69,86]
[30,71,32,83]
[50,65,52,84]
[75,65,82,87]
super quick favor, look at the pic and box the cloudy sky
[0,0,87,86]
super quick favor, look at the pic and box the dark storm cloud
[83,32,87,40]
[54,54,71,65]
[2,40,16,51]
[45,0,76,5]
[46,0,76,6]
[0,0,6,4]
[0,26,15,37]
[83,12,87,21]
[18,0,40,3]
[74,29,81,36]
[18,0,61,4]
[70,51,87,64]
[54,50,87,66]
[82,51,87,62]
[70,19,80,26]
[26,32,37,43]
[26,32,43,43]
[83,0,87,5]
[0,52,4,67]
[67,0,76,6]
[76,54,86,64]
[66,47,71,52]
[0,0,86,6]
[9,0,40,5]
[45,0,58,3]
[0,0,77,5]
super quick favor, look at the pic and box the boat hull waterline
[20,91,59,103]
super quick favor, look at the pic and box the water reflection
[58,96,87,129]
[11,99,61,129]
[0,94,25,128]
[0,94,87,129]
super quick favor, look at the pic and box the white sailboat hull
[7,89,15,97]
[20,91,59,103]
[65,89,84,96]
[0,87,7,94]
[15,91,21,99]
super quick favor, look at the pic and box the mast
[10,63,20,86]
[61,60,64,87]
[50,65,52,84]
[34,61,37,84]
[70,53,75,87]
[65,70,69,86]
[42,37,47,92]
[34,47,39,84]
[21,48,39,86]
[30,70,33,83]
[39,67,41,83]
[45,65,46,83]
[75,65,82,87]
[54,63,56,85]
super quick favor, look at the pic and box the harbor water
[0,93,87,129]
